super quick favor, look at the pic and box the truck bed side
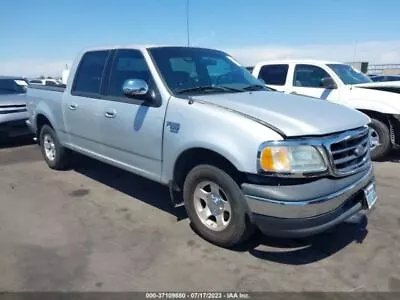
[26,85,66,137]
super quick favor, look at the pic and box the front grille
[327,127,370,176]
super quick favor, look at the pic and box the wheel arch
[172,147,246,193]
[35,113,54,139]
[358,109,395,145]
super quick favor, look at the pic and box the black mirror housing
[321,77,337,89]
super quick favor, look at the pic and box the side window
[293,64,332,88]
[258,64,288,86]
[45,81,57,86]
[106,49,151,97]
[72,50,110,95]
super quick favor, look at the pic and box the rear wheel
[369,118,391,160]
[39,125,71,170]
[183,165,254,247]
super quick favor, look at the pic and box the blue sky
[1,0,399,76]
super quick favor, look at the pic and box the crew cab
[26,46,376,247]
[0,76,32,140]
[251,60,400,160]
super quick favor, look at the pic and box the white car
[29,79,64,87]
[251,60,400,159]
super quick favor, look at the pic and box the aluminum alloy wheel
[370,128,380,150]
[193,181,232,232]
[43,134,56,161]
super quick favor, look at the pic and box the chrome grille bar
[325,126,371,177]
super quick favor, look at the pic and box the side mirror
[321,77,337,89]
[122,79,149,98]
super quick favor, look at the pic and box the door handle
[104,109,116,118]
[68,104,78,110]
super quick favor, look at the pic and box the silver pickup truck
[26,46,377,247]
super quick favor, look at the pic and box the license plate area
[363,182,377,210]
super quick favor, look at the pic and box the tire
[39,125,71,170]
[369,118,391,160]
[183,164,254,247]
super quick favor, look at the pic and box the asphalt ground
[0,139,399,292]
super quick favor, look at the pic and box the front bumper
[0,118,32,139]
[242,166,375,237]
[26,119,36,135]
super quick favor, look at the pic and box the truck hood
[0,93,27,107]
[352,81,400,94]
[194,91,369,137]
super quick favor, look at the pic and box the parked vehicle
[251,60,400,159]
[370,75,400,83]
[61,65,70,85]
[26,46,376,247]
[29,78,65,87]
[0,76,32,140]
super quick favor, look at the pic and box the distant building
[367,63,400,75]
[347,62,369,73]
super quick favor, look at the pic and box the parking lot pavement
[0,141,399,292]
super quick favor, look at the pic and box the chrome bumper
[243,166,374,219]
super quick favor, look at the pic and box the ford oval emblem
[354,144,364,157]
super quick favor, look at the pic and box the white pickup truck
[251,60,400,160]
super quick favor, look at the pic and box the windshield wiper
[242,84,267,91]
[176,85,242,94]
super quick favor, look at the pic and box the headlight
[258,144,327,175]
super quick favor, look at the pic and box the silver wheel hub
[193,181,232,232]
[370,128,380,150]
[43,134,56,161]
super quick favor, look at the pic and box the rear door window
[257,64,289,86]
[45,81,57,86]
[72,50,110,95]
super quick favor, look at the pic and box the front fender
[161,97,283,184]
[337,87,400,114]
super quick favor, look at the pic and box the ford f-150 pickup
[26,46,377,247]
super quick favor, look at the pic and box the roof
[0,75,26,80]
[80,44,226,53]
[254,59,343,66]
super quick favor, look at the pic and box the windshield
[328,64,372,85]
[0,79,27,95]
[149,47,266,95]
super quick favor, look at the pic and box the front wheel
[183,165,254,248]
[369,118,391,160]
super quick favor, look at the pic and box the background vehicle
[370,75,400,83]
[251,60,400,159]
[29,78,65,87]
[26,46,375,247]
[61,65,70,85]
[0,76,32,140]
